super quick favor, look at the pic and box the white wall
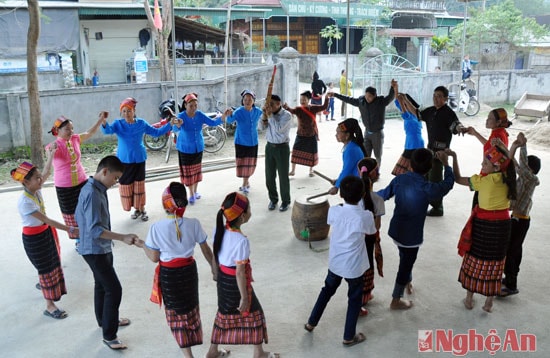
[80,19,154,84]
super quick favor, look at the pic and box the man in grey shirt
[258,94,292,212]
[75,155,143,350]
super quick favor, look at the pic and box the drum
[291,196,330,241]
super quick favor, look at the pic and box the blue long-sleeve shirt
[376,167,454,247]
[101,118,171,163]
[174,110,223,153]
[75,178,112,255]
[226,106,262,146]
[395,99,424,150]
[335,141,364,188]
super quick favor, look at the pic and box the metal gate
[355,54,426,117]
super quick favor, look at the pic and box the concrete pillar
[277,47,300,107]
[418,38,430,72]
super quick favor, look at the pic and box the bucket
[291,196,330,241]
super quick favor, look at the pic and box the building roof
[379,28,434,38]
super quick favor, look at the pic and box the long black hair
[357,157,378,213]
[213,192,249,262]
[339,118,367,156]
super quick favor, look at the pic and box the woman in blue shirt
[173,93,231,204]
[226,89,262,194]
[328,118,367,195]
[391,90,425,176]
[102,97,172,221]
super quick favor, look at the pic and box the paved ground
[1,109,549,357]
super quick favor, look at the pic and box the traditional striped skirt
[458,217,510,296]
[391,149,414,176]
[362,233,377,305]
[56,181,86,238]
[55,181,87,214]
[210,270,268,345]
[178,151,203,186]
[235,144,258,178]
[165,306,202,348]
[22,225,66,301]
[291,135,318,167]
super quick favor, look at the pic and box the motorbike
[447,81,480,116]
[143,99,227,163]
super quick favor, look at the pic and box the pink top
[50,134,87,187]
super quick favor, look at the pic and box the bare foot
[390,298,413,310]
[482,304,493,313]
[463,298,475,310]
[217,348,231,357]
[406,282,414,295]
[288,171,295,176]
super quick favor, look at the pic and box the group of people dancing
[12,77,541,354]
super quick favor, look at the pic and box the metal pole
[344,0,350,117]
[171,0,177,102]
[287,15,290,47]
[224,3,232,108]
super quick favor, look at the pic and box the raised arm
[80,111,108,142]
[445,149,469,186]
[41,142,57,182]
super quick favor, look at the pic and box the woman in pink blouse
[46,113,106,249]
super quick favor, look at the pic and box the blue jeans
[83,252,122,341]
[307,270,364,341]
[392,246,419,298]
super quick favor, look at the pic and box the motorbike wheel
[465,99,480,116]
[144,133,168,151]
[165,132,175,163]
[202,126,226,153]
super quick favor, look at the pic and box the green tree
[143,0,173,81]
[431,35,452,54]
[449,0,548,55]
[319,24,343,55]
[265,35,280,53]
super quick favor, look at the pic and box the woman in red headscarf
[206,193,279,358]
[12,146,77,319]
[143,182,217,357]
[283,90,331,177]
[46,113,105,249]
[173,93,231,204]
[447,143,517,313]
[466,107,511,152]
[101,97,174,221]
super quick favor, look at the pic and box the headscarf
[222,192,248,222]
[241,89,256,99]
[485,145,510,171]
[491,108,512,128]
[11,162,35,183]
[49,116,70,136]
[120,97,137,112]
[162,182,188,241]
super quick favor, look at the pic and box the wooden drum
[291,196,330,241]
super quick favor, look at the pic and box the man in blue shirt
[75,155,143,350]
[377,149,454,310]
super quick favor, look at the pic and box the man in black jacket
[333,79,396,166]
[420,85,465,217]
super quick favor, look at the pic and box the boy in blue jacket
[377,148,454,309]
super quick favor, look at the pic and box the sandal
[359,307,369,316]
[118,317,131,326]
[43,309,68,320]
[343,332,366,347]
[103,338,127,350]
[36,283,42,290]
[130,210,141,219]
[189,196,196,205]
[140,211,149,222]
[194,192,201,200]
[304,323,315,332]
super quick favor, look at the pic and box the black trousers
[503,217,531,290]
[83,252,122,341]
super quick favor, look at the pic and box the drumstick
[306,191,330,202]
[313,170,333,183]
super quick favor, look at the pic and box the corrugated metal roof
[78,7,271,20]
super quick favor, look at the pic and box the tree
[319,24,342,55]
[265,35,280,53]
[449,0,548,55]
[431,35,452,55]
[143,0,173,81]
[27,0,44,167]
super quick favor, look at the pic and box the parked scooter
[447,81,480,116]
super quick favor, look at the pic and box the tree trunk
[143,0,172,81]
[27,0,44,168]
